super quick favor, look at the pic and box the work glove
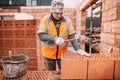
[54,37,64,46]
[77,49,90,57]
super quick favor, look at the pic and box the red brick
[4,30,14,38]
[100,42,113,53]
[113,0,120,7]
[0,21,4,30]
[26,20,36,30]
[4,39,14,48]
[61,53,87,79]
[105,0,113,10]
[3,20,14,30]
[102,11,108,22]
[26,30,36,38]
[100,33,115,45]
[15,39,26,48]
[0,30,3,38]
[0,39,4,47]
[112,20,120,33]
[103,22,112,32]
[88,54,114,79]
[26,49,37,57]
[27,61,38,66]
[14,20,26,30]
[114,60,120,79]
[27,66,38,71]
[14,48,26,54]
[14,30,25,38]
[26,39,36,48]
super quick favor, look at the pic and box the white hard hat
[50,0,64,13]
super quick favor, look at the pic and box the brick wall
[0,20,41,71]
[100,0,120,53]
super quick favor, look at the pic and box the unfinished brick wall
[100,0,120,53]
[0,20,42,71]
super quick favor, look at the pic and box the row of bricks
[100,42,120,54]
[0,71,53,80]
[0,30,37,38]
[0,48,39,57]
[100,32,120,47]
[61,53,120,79]
[102,6,120,22]
[0,20,38,30]
[0,40,37,48]
[102,20,120,33]
[102,0,120,12]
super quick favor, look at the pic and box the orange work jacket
[38,15,75,59]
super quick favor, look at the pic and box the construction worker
[38,0,90,72]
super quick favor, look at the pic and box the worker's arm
[68,33,81,51]
[38,33,55,44]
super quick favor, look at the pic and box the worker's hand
[77,49,90,57]
[54,37,64,46]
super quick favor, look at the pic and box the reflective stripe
[39,26,47,32]
[69,26,75,33]
[46,15,50,34]
[64,16,69,38]
[42,42,67,48]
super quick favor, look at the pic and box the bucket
[1,54,29,78]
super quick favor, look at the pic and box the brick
[88,54,114,79]
[0,39,4,47]
[26,30,36,38]
[102,11,108,22]
[15,39,26,48]
[27,61,38,66]
[100,42,113,53]
[27,66,38,71]
[113,0,120,7]
[105,0,113,10]
[112,20,120,33]
[0,21,4,30]
[115,34,120,47]
[4,30,14,38]
[26,49,37,57]
[4,39,14,48]
[0,30,3,38]
[3,20,14,30]
[15,48,26,54]
[61,53,87,79]
[0,48,4,53]
[103,22,112,32]
[14,30,25,38]
[14,20,26,30]
[114,60,120,79]
[100,33,115,45]
[26,39,36,48]
[26,20,36,30]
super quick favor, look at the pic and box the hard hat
[50,0,64,13]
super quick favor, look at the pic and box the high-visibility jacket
[38,15,75,59]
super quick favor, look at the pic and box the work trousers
[43,57,61,71]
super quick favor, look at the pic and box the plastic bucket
[1,54,29,78]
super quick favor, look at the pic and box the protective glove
[54,37,64,46]
[77,49,90,57]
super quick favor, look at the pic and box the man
[38,0,90,72]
